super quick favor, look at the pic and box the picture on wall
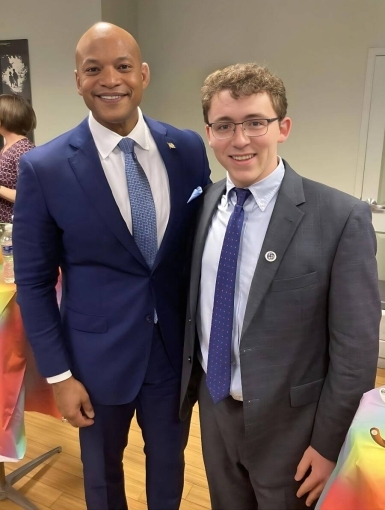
[0,39,33,149]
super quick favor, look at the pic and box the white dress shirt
[47,109,170,384]
[88,109,170,244]
[197,158,285,400]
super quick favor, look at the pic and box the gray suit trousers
[198,374,314,510]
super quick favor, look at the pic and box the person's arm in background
[0,143,36,203]
[0,185,16,202]
[295,201,381,506]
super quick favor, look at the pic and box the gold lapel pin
[167,142,176,149]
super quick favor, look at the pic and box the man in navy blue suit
[13,22,210,510]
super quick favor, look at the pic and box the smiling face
[206,91,291,187]
[75,23,150,136]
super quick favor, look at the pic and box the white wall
[102,0,138,40]
[138,0,385,190]
[4,0,385,192]
[1,0,101,145]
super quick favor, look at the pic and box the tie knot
[234,187,251,207]
[118,137,135,154]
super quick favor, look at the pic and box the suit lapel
[144,116,185,268]
[68,119,145,265]
[241,163,305,337]
[189,180,226,317]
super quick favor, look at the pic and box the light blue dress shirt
[197,158,285,400]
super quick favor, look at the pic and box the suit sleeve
[310,201,381,461]
[13,156,70,377]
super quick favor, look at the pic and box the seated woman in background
[0,94,36,223]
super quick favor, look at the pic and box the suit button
[188,356,192,363]
[146,315,153,323]
[188,318,192,325]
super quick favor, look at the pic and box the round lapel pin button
[265,251,277,262]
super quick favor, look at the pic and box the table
[0,279,61,510]
[0,279,60,461]
[316,386,385,510]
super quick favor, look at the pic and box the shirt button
[146,315,153,323]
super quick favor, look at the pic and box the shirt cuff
[46,370,72,384]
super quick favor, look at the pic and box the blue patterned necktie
[206,187,251,404]
[118,138,158,268]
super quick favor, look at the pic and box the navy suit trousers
[79,324,191,510]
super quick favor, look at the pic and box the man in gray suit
[180,63,381,510]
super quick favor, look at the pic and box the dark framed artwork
[0,39,33,149]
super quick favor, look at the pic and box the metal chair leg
[0,446,62,509]
[0,484,40,510]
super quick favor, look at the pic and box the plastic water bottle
[1,224,14,283]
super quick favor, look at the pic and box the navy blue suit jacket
[13,116,211,405]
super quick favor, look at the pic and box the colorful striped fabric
[0,281,60,461]
[316,386,385,510]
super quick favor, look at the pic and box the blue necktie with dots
[118,138,158,268]
[206,187,251,404]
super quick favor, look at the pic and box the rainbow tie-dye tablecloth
[316,386,385,510]
[0,280,60,461]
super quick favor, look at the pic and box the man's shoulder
[302,175,364,210]
[284,161,364,212]
[24,119,89,163]
[144,115,204,144]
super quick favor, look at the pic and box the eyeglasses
[207,117,279,139]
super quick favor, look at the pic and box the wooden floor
[2,368,385,510]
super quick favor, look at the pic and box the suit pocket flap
[290,378,325,407]
[66,308,108,333]
[271,271,318,292]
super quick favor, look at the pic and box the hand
[295,446,335,507]
[52,376,95,428]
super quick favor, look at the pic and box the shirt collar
[225,157,285,212]
[88,107,150,159]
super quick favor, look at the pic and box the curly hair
[201,63,287,124]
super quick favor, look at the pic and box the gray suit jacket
[180,161,381,486]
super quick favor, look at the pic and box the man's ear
[206,124,213,146]
[278,117,292,143]
[141,63,150,90]
[74,70,83,96]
